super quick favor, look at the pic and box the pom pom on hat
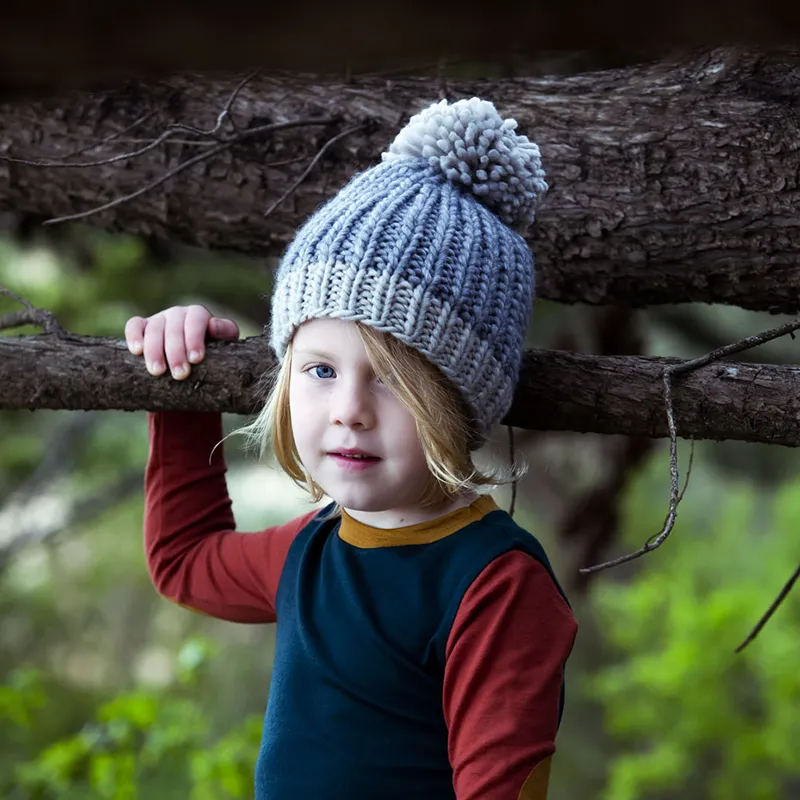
[382,97,548,231]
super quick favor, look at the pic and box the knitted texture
[270,97,547,439]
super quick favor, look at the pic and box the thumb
[209,317,240,341]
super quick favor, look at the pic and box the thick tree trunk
[2,2,799,96]
[3,333,800,447]
[3,49,800,312]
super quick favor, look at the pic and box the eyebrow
[293,349,335,361]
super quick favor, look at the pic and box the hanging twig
[507,425,518,517]
[581,315,800,574]
[735,563,800,652]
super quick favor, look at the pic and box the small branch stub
[0,285,66,335]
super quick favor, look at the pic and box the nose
[330,377,375,430]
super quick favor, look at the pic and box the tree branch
[4,331,800,445]
[6,51,800,311]
[0,286,65,334]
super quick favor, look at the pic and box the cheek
[288,384,311,444]
[385,402,425,459]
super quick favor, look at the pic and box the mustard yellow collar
[339,495,500,549]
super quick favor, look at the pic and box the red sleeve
[144,410,318,624]
[443,550,578,800]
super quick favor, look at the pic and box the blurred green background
[1,229,799,799]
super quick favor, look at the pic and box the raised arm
[145,410,316,623]
[127,305,316,623]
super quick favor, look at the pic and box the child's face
[289,318,436,527]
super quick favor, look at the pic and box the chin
[333,495,390,513]
[325,487,392,513]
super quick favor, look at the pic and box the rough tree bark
[3,48,800,312]
[4,333,800,447]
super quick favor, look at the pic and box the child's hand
[124,305,240,380]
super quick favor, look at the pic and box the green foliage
[1,230,279,799]
[5,639,263,800]
[0,668,46,727]
[6,229,800,799]
[590,459,800,800]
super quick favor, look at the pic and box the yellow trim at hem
[518,756,552,800]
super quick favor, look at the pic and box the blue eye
[311,365,336,379]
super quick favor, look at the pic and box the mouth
[328,448,379,459]
[327,450,381,469]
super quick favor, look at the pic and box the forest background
[2,7,800,798]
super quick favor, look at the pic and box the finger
[208,317,240,342]
[142,313,168,376]
[163,307,192,379]
[124,316,146,355]
[184,305,213,364]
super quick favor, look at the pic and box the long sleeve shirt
[144,411,578,799]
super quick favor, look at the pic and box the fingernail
[148,360,164,375]
[172,364,189,380]
[129,341,143,356]
[188,350,202,364]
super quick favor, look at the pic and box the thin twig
[0,285,65,335]
[0,125,197,169]
[735,563,800,652]
[1,284,36,310]
[0,309,47,331]
[507,425,518,517]
[263,123,365,218]
[671,317,800,374]
[0,71,261,170]
[645,437,695,547]
[43,118,337,226]
[581,315,800,574]
[111,137,220,147]
[263,155,307,168]
[677,439,695,503]
[221,68,261,134]
[57,110,158,159]
[40,139,233,223]
[581,372,682,572]
[168,69,260,138]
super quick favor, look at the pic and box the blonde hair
[237,322,524,508]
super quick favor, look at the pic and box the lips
[327,448,381,470]
[329,448,379,460]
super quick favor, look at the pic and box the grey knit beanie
[270,97,547,440]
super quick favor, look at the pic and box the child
[125,97,577,799]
